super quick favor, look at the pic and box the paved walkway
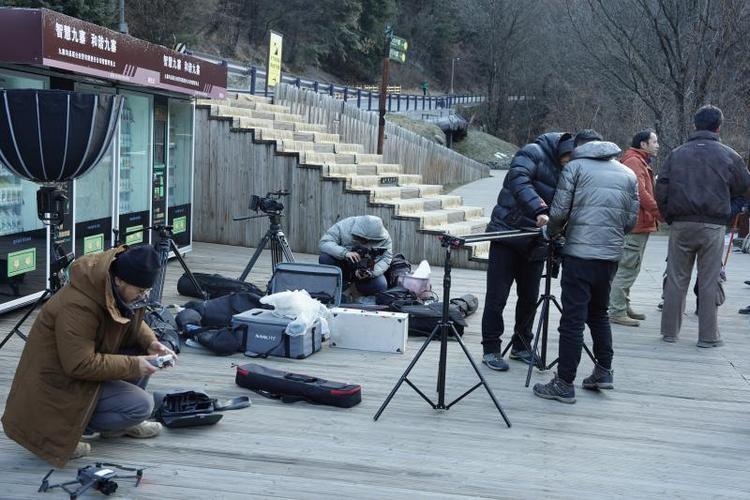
[449,169,506,218]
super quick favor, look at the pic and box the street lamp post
[450,57,460,95]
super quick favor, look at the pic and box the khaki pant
[661,221,724,341]
[609,232,650,317]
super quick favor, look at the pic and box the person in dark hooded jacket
[481,132,575,371]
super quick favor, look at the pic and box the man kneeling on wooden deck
[319,215,393,296]
[2,245,176,466]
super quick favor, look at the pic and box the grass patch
[385,114,446,144]
[452,129,518,168]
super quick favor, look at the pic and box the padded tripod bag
[235,363,361,408]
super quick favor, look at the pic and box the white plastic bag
[259,290,331,337]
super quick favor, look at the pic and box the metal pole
[377,49,390,154]
[118,0,128,34]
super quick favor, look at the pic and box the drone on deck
[38,463,145,499]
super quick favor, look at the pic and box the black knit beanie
[111,245,161,288]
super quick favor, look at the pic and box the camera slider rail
[440,228,541,248]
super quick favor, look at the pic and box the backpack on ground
[384,254,412,288]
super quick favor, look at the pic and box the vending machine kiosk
[0,7,227,313]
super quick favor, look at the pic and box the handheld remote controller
[149,354,174,369]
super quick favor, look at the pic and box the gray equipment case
[233,308,322,359]
[270,263,343,307]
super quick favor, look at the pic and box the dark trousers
[557,255,618,384]
[319,253,388,295]
[481,241,544,354]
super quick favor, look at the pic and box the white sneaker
[101,421,162,439]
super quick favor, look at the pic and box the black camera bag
[178,272,264,299]
[384,253,412,288]
[152,389,250,428]
[235,363,361,408]
[391,302,466,337]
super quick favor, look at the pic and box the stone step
[406,208,477,227]
[466,241,490,261]
[311,132,341,143]
[346,174,423,190]
[281,140,336,154]
[302,151,358,165]
[273,121,328,133]
[355,153,384,164]
[423,217,490,236]
[334,142,365,154]
[211,104,301,123]
[232,93,274,105]
[256,128,295,142]
[253,101,295,114]
[232,117,274,131]
[326,163,403,176]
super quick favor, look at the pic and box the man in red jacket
[609,129,660,326]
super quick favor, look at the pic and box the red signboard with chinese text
[0,8,227,99]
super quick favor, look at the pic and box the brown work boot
[610,315,639,327]
[71,441,91,459]
[101,421,162,439]
[627,308,646,321]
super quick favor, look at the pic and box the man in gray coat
[319,215,393,295]
[533,139,639,404]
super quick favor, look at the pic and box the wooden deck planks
[0,236,748,499]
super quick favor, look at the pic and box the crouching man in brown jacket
[2,245,176,466]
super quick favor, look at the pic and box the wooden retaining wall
[193,109,486,269]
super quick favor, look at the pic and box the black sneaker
[482,352,509,371]
[582,365,614,390]
[533,374,576,404]
[509,349,534,365]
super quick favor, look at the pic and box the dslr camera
[351,245,387,278]
[249,190,289,214]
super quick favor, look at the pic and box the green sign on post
[84,234,105,255]
[8,248,36,277]
[388,36,408,64]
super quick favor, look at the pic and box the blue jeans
[319,253,387,295]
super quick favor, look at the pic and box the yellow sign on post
[267,31,283,88]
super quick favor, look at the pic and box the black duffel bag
[183,291,266,328]
[450,294,479,318]
[178,272,264,299]
[392,301,467,337]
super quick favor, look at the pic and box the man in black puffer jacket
[481,132,575,372]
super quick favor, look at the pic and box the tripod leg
[239,232,272,281]
[449,324,511,427]
[436,323,449,408]
[169,240,208,300]
[0,290,50,350]
[502,295,544,357]
[525,300,549,387]
[277,232,295,263]
[374,325,441,421]
[582,342,596,363]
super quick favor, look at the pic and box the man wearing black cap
[481,132,575,371]
[2,245,175,467]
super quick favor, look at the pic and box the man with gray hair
[656,105,750,347]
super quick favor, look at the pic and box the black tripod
[114,224,208,302]
[374,230,537,427]
[501,242,596,387]
[235,211,295,281]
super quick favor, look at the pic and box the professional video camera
[351,245,387,278]
[248,190,289,214]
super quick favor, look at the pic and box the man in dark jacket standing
[656,105,750,347]
[609,129,661,326]
[481,132,575,371]
[533,139,639,404]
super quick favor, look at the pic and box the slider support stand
[237,212,295,281]
[374,230,537,427]
[0,226,68,351]
[149,225,208,303]
[501,242,596,387]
